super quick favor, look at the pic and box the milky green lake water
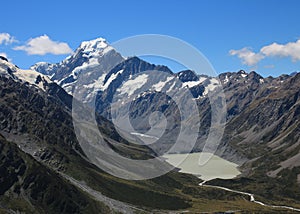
[163,152,241,181]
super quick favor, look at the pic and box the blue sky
[1,0,300,77]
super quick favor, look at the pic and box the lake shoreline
[163,152,241,181]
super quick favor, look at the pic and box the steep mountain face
[201,71,300,204]
[219,70,265,119]
[0,59,213,213]
[0,58,78,164]
[95,56,172,110]
[32,42,220,155]
[216,70,300,166]
[224,72,300,166]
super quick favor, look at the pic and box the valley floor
[200,181,300,213]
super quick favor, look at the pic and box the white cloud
[0,33,17,45]
[229,47,265,66]
[14,35,73,55]
[230,39,300,66]
[260,39,300,61]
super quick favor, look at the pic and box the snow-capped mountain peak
[0,57,51,91]
[79,37,108,51]
[77,37,114,58]
[31,37,124,101]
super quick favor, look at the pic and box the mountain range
[0,37,300,213]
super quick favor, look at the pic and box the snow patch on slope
[259,78,264,84]
[102,69,124,90]
[203,78,219,96]
[15,69,50,89]
[223,75,229,83]
[152,77,174,92]
[117,74,149,97]
[182,77,207,88]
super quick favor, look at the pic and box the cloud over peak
[229,47,264,66]
[261,40,300,61]
[230,39,300,66]
[14,35,73,55]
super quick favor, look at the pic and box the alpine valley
[0,37,300,213]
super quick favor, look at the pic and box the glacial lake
[163,152,241,181]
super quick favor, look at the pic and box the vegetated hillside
[0,134,110,214]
